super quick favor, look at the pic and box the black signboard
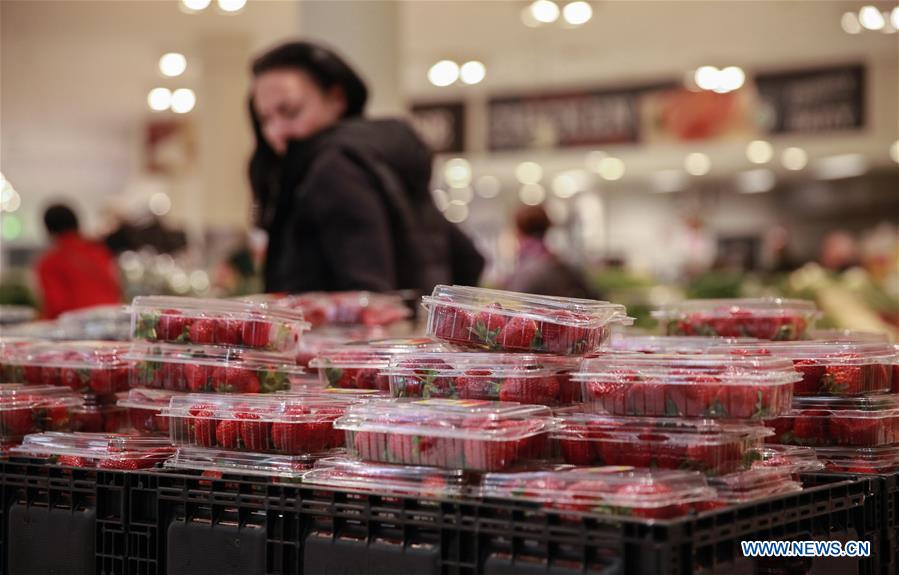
[409,102,466,154]
[755,64,865,134]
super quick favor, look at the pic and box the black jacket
[260,118,484,294]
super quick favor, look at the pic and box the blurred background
[1,0,897,335]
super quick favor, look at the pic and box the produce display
[336,399,553,471]
[3,340,132,395]
[765,394,899,447]
[653,298,819,341]
[302,456,468,498]
[386,352,580,405]
[552,412,771,475]
[0,384,81,442]
[575,353,798,419]
[131,296,310,355]
[423,285,630,355]
[12,432,174,470]
[117,388,185,435]
[479,467,716,519]
[309,338,451,391]
[163,393,352,455]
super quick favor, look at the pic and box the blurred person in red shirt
[35,204,122,319]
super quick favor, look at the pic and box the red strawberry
[431,303,474,343]
[498,316,539,351]
[559,437,596,465]
[237,412,271,451]
[242,318,272,348]
[214,319,243,345]
[191,409,216,447]
[1,407,34,437]
[188,319,216,345]
[822,364,863,395]
[60,368,85,392]
[683,376,724,417]
[57,455,89,468]
[99,457,157,471]
[22,366,43,385]
[793,359,825,395]
[863,363,890,393]
[614,482,677,519]
[72,409,105,432]
[211,366,241,393]
[791,411,829,445]
[540,310,592,354]
[88,369,115,394]
[215,420,240,449]
[157,309,189,341]
[766,416,795,443]
[240,371,261,393]
[455,370,501,400]
[184,364,212,392]
[354,368,381,390]
[585,380,629,413]
[471,303,507,348]
[462,420,520,471]
[554,479,610,513]
[499,376,558,405]
[161,363,186,391]
[128,407,160,435]
[686,443,741,474]
[830,416,886,446]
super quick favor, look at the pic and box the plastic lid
[608,334,760,354]
[162,393,353,423]
[125,342,307,372]
[552,411,772,444]
[733,341,896,365]
[709,468,803,502]
[480,467,714,510]
[334,399,553,440]
[132,295,310,324]
[12,432,173,459]
[749,445,823,474]
[0,384,82,410]
[244,291,410,326]
[809,329,891,343]
[309,338,451,370]
[652,298,819,319]
[163,447,317,478]
[790,393,899,415]
[117,388,185,411]
[302,456,467,498]
[575,353,801,385]
[423,285,632,327]
[385,351,580,378]
[7,341,132,369]
[813,446,899,472]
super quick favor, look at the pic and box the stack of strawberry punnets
[3,340,133,433]
[0,384,82,452]
[12,432,174,470]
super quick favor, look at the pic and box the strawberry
[455,370,500,400]
[686,443,741,474]
[793,359,825,395]
[240,371,261,393]
[765,417,794,442]
[863,363,890,393]
[470,303,507,348]
[682,376,725,417]
[191,408,217,447]
[184,364,212,392]
[725,385,775,419]
[215,420,240,448]
[791,411,829,445]
[242,318,272,348]
[89,369,116,395]
[211,366,242,393]
[104,408,126,433]
[352,431,384,460]
[237,412,271,451]
[57,455,89,468]
[554,479,610,513]
[324,366,354,389]
[822,364,863,395]
[41,367,62,386]
[22,366,44,385]
[156,309,190,341]
[188,318,216,345]
[540,310,593,355]
[559,437,596,465]
[128,407,161,435]
[462,420,521,471]
[499,376,559,405]
[431,302,474,342]
[1,407,34,437]
[161,363,185,391]
[214,319,243,345]
[99,457,157,471]
[354,368,381,390]
[43,404,72,431]
[830,416,886,446]
[586,380,629,413]
[72,409,104,432]
[498,316,539,351]
[614,482,677,519]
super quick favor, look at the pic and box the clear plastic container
[708,467,803,505]
[295,325,389,367]
[575,353,798,419]
[309,338,451,391]
[814,446,899,474]
[423,285,631,355]
[71,402,128,433]
[480,467,715,519]
[302,456,468,498]
[253,291,412,328]
[809,329,891,343]
[0,337,41,382]
[131,295,310,356]
[652,298,819,341]
[57,304,132,341]
[163,393,352,455]
[127,344,305,393]
[11,432,174,470]
[0,385,82,442]
[3,341,133,395]
[552,412,771,475]
[765,394,899,447]
[749,445,823,475]
[117,389,185,436]
[386,352,581,405]
[608,334,759,354]
[335,399,554,471]
[735,341,895,396]
[163,447,317,479]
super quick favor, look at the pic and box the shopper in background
[248,41,484,295]
[503,205,597,299]
[35,204,122,319]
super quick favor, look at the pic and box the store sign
[487,86,661,150]
[755,64,865,133]
[409,102,465,154]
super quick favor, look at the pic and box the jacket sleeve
[36,258,69,319]
[448,224,485,286]
[302,150,397,291]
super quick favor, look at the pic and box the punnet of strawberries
[652,298,820,341]
[480,466,716,519]
[127,344,301,394]
[423,285,631,355]
[247,291,411,328]
[748,444,823,476]
[294,325,389,367]
[386,352,581,406]
[813,446,899,474]
[163,393,354,455]
[335,399,554,472]
[4,341,133,395]
[117,389,186,436]
[71,402,128,434]
[731,341,895,396]
[309,338,451,391]
[552,412,771,475]
[707,466,803,505]
[575,353,798,420]
[163,447,317,479]
[302,456,467,499]
[11,432,174,470]
[765,394,899,447]
[0,384,82,443]
[131,295,310,356]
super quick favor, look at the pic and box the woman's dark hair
[43,204,79,235]
[515,205,552,239]
[248,41,369,225]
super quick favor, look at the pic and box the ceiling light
[147,88,172,111]
[443,157,472,188]
[515,161,543,185]
[181,0,211,11]
[597,157,625,180]
[449,186,474,204]
[781,147,808,171]
[813,154,868,180]
[859,5,885,30]
[159,53,187,77]
[148,192,172,216]
[519,183,546,205]
[170,88,196,113]
[217,0,247,13]
[737,169,776,193]
[444,201,469,223]
[892,7,899,29]
[475,175,501,198]
[841,11,863,34]
[562,1,592,25]
[530,0,560,23]
[694,66,720,91]
[746,140,774,164]
[459,61,486,85]
[717,66,745,92]
[684,152,711,176]
[890,140,899,163]
[584,150,607,172]
[428,60,459,87]
[651,170,687,193]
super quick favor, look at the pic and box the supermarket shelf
[0,459,889,575]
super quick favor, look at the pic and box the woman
[248,41,484,294]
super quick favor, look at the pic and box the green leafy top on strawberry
[134,312,159,340]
